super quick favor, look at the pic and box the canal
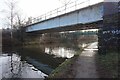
[1,29,98,79]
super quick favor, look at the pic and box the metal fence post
[45,14,46,20]
[75,1,77,10]
[57,8,58,16]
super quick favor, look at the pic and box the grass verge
[48,55,78,78]
[96,51,119,78]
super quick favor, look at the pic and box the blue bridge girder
[26,2,103,33]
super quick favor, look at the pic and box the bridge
[25,0,103,33]
[25,0,119,54]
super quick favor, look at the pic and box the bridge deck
[26,2,103,32]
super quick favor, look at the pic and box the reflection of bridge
[25,0,119,54]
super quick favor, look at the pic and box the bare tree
[3,0,25,38]
[13,13,26,29]
[3,0,17,39]
[1,0,27,47]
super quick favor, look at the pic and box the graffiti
[103,29,120,34]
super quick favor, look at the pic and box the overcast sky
[0,0,86,29]
[1,0,117,29]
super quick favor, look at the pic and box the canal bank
[48,42,98,78]
[48,53,79,78]
[1,29,98,79]
[48,42,119,78]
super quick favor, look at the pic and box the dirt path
[74,42,99,78]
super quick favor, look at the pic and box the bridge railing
[26,0,102,26]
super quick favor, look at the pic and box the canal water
[1,30,98,79]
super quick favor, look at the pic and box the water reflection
[1,29,98,79]
[1,53,47,78]
[45,47,75,58]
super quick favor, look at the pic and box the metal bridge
[25,0,119,54]
[25,0,103,33]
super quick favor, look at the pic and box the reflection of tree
[49,47,53,54]
[10,54,22,78]
[10,54,13,77]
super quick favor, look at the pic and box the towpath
[74,42,99,78]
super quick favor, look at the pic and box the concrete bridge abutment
[98,1,119,54]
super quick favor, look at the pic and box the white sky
[18,0,62,17]
[0,0,81,29]
[0,0,107,29]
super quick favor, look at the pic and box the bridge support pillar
[98,1,119,54]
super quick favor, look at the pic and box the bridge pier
[98,1,119,54]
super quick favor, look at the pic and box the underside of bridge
[26,20,102,35]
